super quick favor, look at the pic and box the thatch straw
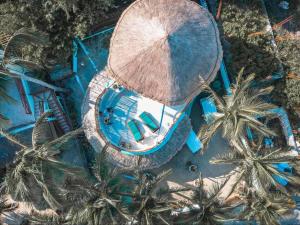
[108,0,223,106]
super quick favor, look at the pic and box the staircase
[48,92,72,133]
[33,90,72,133]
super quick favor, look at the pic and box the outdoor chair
[200,97,217,123]
[127,119,144,142]
[186,129,202,153]
[139,112,159,132]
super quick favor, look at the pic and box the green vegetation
[0,0,127,65]
[198,69,276,149]
[0,112,85,210]
[239,190,296,225]
[220,0,281,79]
[0,28,68,91]
[174,174,239,225]
[211,138,300,196]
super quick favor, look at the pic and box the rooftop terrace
[97,85,186,152]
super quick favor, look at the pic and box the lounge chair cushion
[139,112,159,132]
[128,120,143,142]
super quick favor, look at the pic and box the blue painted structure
[82,27,114,41]
[75,37,99,73]
[72,40,85,94]
[21,78,35,115]
[220,61,232,95]
[186,129,203,153]
[198,0,232,96]
[273,163,292,186]
[200,97,217,123]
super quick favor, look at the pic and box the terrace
[97,85,186,153]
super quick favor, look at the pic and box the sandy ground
[152,130,236,200]
[0,196,56,225]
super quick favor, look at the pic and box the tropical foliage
[25,212,68,225]
[239,189,296,225]
[127,169,178,225]
[198,68,276,149]
[221,0,281,79]
[0,0,130,64]
[0,28,68,92]
[0,197,18,216]
[0,112,84,210]
[63,154,131,225]
[0,75,15,128]
[173,174,240,225]
[210,138,300,196]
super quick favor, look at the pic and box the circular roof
[108,0,223,106]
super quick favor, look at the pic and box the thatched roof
[108,0,223,106]
[82,70,192,170]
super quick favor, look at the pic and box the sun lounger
[186,129,202,153]
[200,97,217,123]
[139,112,159,132]
[127,120,144,142]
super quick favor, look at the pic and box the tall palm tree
[0,28,67,93]
[63,154,132,225]
[239,190,296,225]
[173,174,240,225]
[127,169,180,225]
[0,112,84,210]
[198,68,276,149]
[210,138,300,196]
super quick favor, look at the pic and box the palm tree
[63,154,132,225]
[0,28,68,93]
[198,68,276,149]
[0,197,18,216]
[25,212,68,225]
[127,169,180,225]
[173,174,240,225]
[0,112,84,210]
[238,190,296,225]
[210,138,300,196]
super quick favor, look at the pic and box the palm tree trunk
[0,69,69,93]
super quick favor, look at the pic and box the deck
[98,86,185,152]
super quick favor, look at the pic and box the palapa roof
[108,0,223,106]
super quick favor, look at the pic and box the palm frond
[3,28,49,65]
[32,111,53,149]
[0,129,27,148]
[41,128,83,154]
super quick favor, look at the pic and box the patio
[98,86,185,152]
